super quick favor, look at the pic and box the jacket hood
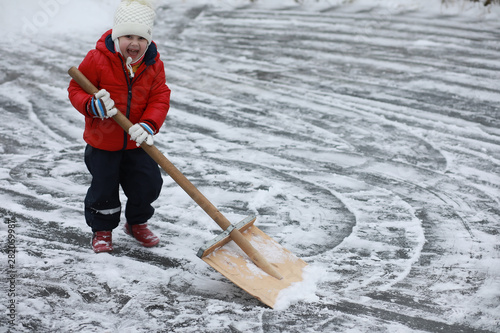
[96,29,158,67]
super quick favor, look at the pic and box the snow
[274,265,326,310]
[1,0,500,332]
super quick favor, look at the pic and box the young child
[68,0,171,253]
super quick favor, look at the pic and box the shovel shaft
[68,67,283,280]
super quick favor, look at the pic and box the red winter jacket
[68,30,171,151]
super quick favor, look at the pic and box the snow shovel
[68,67,307,308]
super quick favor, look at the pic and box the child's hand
[129,122,154,146]
[89,89,118,119]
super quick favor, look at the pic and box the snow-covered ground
[1,0,500,332]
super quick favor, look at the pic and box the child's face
[118,35,148,61]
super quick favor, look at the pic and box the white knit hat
[111,0,156,44]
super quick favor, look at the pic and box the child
[68,0,171,253]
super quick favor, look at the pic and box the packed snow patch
[3,0,115,40]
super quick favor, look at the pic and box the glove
[89,89,118,119]
[129,122,155,146]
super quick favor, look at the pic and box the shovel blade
[200,223,307,308]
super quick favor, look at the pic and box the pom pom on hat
[112,0,156,44]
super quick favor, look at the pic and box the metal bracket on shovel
[197,215,256,258]
[68,67,307,308]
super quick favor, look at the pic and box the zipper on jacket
[122,83,132,150]
[119,57,148,150]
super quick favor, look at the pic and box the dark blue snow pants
[84,145,163,232]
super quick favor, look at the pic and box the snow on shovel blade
[198,216,308,308]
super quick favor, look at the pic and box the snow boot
[124,223,159,247]
[92,231,113,253]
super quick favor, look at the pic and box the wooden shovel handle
[68,67,282,280]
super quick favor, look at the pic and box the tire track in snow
[180,8,500,129]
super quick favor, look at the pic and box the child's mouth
[127,49,139,58]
